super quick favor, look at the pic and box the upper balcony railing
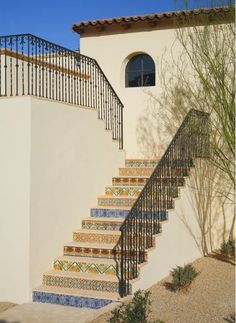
[0,34,123,149]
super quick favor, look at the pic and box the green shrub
[109,290,163,323]
[167,264,199,292]
[220,240,235,258]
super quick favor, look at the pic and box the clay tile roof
[72,7,234,34]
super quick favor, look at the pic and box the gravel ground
[89,256,235,323]
[0,302,17,314]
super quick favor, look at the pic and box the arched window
[125,54,155,88]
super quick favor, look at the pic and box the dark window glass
[126,54,155,87]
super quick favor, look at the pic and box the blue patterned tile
[90,208,129,218]
[33,291,114,309]
[90,208,168,221]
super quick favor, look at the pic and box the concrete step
[73,229,121,244]
[43,270,121,293]
[33,285,121,308]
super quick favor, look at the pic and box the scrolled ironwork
[0,33,123,149]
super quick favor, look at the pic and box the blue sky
[0,0,229,50]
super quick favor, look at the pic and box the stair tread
[54,255,117,265]
[44,270,119,282]
[33,285,121,301]
[92,206,131,210]
[119,167,155,170]
[64,241,117,249]
[83,217,124,223]
[98,195,137,199]
[73,229,121,235]
[106,185,144,189]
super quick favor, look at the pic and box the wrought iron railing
[0,34,123,149]
[119,109,210,297]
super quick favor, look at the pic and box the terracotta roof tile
[72,7,234,33]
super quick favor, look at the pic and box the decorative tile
[105,187,142,197]
[33,291,113,309]
[125,159,158,168]
[73,231,120,244]
[82,219,122,231]
[63,245,148,261]
[112,177,148,187]
[64,245,118,259]
[98,197,135,208]
[90,208,129,218]
[112,176,185,187]
[119,168,153,177]
[53,259,117,276]
[43,274,119,293]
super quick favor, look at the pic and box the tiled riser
[54,260,117,276]
[64,246,148,261]
[105,187,142,197]
[90,208,129,218]
[90,208,168,220]
[112,177,185,187]
[112,178,148,186]
[53,260,140,278]
[82,220,163,231]
[64,246,118,259]
[33,291,113,309]
[125,160,158,168]
[98,198,136,208]
[43,275,120,293]
[105,187,178,198]
[82,221,121,231]
[119,168,153,177]
[98,198,174,209]
[73,232,120,244]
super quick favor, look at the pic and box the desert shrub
[221,240,235,258]
[109,290,163,323]
[168,264,199,292]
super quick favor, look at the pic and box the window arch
[125,54,155,88]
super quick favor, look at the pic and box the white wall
[80,28,183,157]
[0,97,31,303]
[133,163,234,291]
[0,96,124,303]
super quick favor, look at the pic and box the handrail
[0,34,124,149]
[119,109,210,297]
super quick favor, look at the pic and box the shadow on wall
[0,321,20,323]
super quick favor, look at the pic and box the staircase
[32,109,210,309]
[32,159,170,308]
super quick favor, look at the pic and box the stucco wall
[0,97,31,303]
[0,96,124,303]
[133,162,234,291]
[80,28,183,157]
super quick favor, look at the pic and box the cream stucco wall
[133,162,234,292]
[0,96,124,303]
[0,98,31,303]
[80,28,183,158]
